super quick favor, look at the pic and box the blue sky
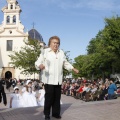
[0,0,120,61]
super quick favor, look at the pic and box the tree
[102,16,120,72]
[9,37,72,78]
[9,37,41,75]
[63,51,73,78]
[73,15,120,80]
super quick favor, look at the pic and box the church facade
[0,0,43,80]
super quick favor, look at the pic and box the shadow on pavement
[0,106,44,120]
[61,103,72,115]
[0,103,72,120]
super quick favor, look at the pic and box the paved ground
[0,85,120,120]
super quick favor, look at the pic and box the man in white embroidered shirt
[35,36,79,120]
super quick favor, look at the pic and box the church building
[0,0,44,80]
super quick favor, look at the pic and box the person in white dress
[9,86,24,108]
[37,83,62,106]
[21,80,38,107]
[38,83,45,106]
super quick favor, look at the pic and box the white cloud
[1,0,120,11]
[40,0,120,11]
[86,0,118,10]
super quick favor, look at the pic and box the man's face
[50,39,59,52]
[110,80,113,84]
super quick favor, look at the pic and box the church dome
[28,28,43,42]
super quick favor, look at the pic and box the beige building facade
[0,0,41,80]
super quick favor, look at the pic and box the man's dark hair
[48,36,60,47]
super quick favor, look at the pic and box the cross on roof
[32,22,35,29]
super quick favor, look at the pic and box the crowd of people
[0,77,120,109]
[61,78,120,102]
[0,78,45,108]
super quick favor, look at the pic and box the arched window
[13,15,16,23]
[11,4,13,9]
[6,16,10,23]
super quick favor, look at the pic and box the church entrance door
[5,71,12,79]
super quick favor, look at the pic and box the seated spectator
[61,81,67,94]
[105,78,110,86]
[99,84,108,100]
[87,84,98,101]
[73,83,80,97]
[92,85,102,101]
[69,83,76,96]
[80,83,88,100]
[84,84,92,102]
[75,83,84,99]
[108,78,117,100]
[65,83,71,96]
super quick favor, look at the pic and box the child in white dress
[21,80,38,107]
[38,83,45,106]
[37,83,63,106]
[9,86,24,108]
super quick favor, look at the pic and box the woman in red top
[75,83,84,99]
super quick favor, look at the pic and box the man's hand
[39,64,45,70]
[72,68,79,74]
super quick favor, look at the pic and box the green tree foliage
[9,38,72,77]
[9,37,41,75]
[102,16,120,73]
[73,15,120,79]
[103,16,120,56]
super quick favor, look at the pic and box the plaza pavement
[0,85,120,120]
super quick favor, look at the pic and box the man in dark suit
[0,80,7,106]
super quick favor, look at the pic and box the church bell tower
[0,0,28,79]
[1,0,25,33]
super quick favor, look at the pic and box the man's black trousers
[44,84,61,116]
